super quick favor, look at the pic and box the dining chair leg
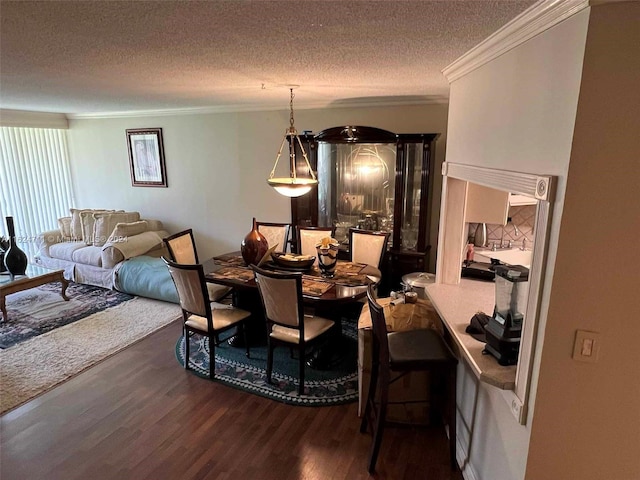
[360,356,379,433]
[368,368,389,474]
[266,338,274,384]
[209,333,215,379]
[242,322,250,358]
[184,327,190,371]
[298,343,305,396]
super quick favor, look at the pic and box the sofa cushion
[58,216,72,239]
[80,211,100,245]
[69,208,90,241]
[69,208,113,241]
[49,241,88,262]
[93,212,140,247]
[110,220,148,241]
[71,245,103,267]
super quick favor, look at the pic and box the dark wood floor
[0,320,463,480]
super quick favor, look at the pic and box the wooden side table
[0,265,69,321]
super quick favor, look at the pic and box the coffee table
[0,265,69,321]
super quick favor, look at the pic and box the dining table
[203,251,381,303]
[202,251,382,369]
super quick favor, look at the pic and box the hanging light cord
[269,88,317,182]
[289,89,295,132]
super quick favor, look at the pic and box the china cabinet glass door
[290,126,438,289]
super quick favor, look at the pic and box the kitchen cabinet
[290,126,439,291]
[465,183,509,225]
[465,185,537,226]
[509,193,537,206]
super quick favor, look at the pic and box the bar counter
[426,279,516,390]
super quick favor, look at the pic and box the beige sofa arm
[36,229,67,258]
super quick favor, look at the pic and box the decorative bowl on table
[271,252,316,270]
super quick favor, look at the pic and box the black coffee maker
[484,265,529,366]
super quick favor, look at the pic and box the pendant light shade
[268,88,318,197]
[268,177,317,197]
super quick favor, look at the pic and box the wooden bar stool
[360,284,458,473]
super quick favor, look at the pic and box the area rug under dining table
[175,320,360,406]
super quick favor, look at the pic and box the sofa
[35,208,170,290]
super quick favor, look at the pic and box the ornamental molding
[442,0,590,83]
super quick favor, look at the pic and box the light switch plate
[573,330,601,363]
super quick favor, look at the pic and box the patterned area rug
[0,282,134,349]
[1,296,181,414]
[175,322,359,406]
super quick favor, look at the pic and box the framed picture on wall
[126,128,167,187]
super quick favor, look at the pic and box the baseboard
[456,436,481,480]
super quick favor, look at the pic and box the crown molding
[442,0,590,83]
[0,109,69,129]
[64,96,448,120]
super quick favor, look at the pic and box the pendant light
[267,88,318,197]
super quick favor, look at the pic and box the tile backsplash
[468,205,535,249]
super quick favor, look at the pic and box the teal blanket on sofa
[114,256,179,304]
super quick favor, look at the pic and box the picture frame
[126,128,167,187]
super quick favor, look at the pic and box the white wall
[444,8,590,480]
[68,104,448,268]
[445,2,640,479]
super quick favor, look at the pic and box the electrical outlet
[572,330,601,363]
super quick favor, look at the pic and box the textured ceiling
[0,1,537,115]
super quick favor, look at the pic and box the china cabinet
[290,126,439,290]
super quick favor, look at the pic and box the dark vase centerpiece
[315,238,339,278]
[4,216,28,278]
[240,217,268,266]
[0,236,9,273]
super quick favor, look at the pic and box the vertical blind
[0,127,75,260]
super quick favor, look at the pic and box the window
[0,127,74,259]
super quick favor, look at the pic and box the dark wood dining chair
[360,284,458,473]
[163,257,251,379]
[163,229,232,302]
[349,228,390,269]
[256,221,291,253]
[251,265,335,395]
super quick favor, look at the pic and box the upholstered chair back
[254,270,301,328]
[350,229,390,268]
[163,229,232,303]
[165,260,209,320]
[164,229,198,264]
[297,226,334,263]
[257,223,290,252]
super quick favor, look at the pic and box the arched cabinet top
[314,125,396,144]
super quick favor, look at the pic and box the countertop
[474,247,532,268]
[425,279,516,390]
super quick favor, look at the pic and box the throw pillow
[69,208,113,241]
[58,216,72,239]
[109,220,149,242]
[93,212,141,247]
[69,208,92,241]
[80,211,100,245]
